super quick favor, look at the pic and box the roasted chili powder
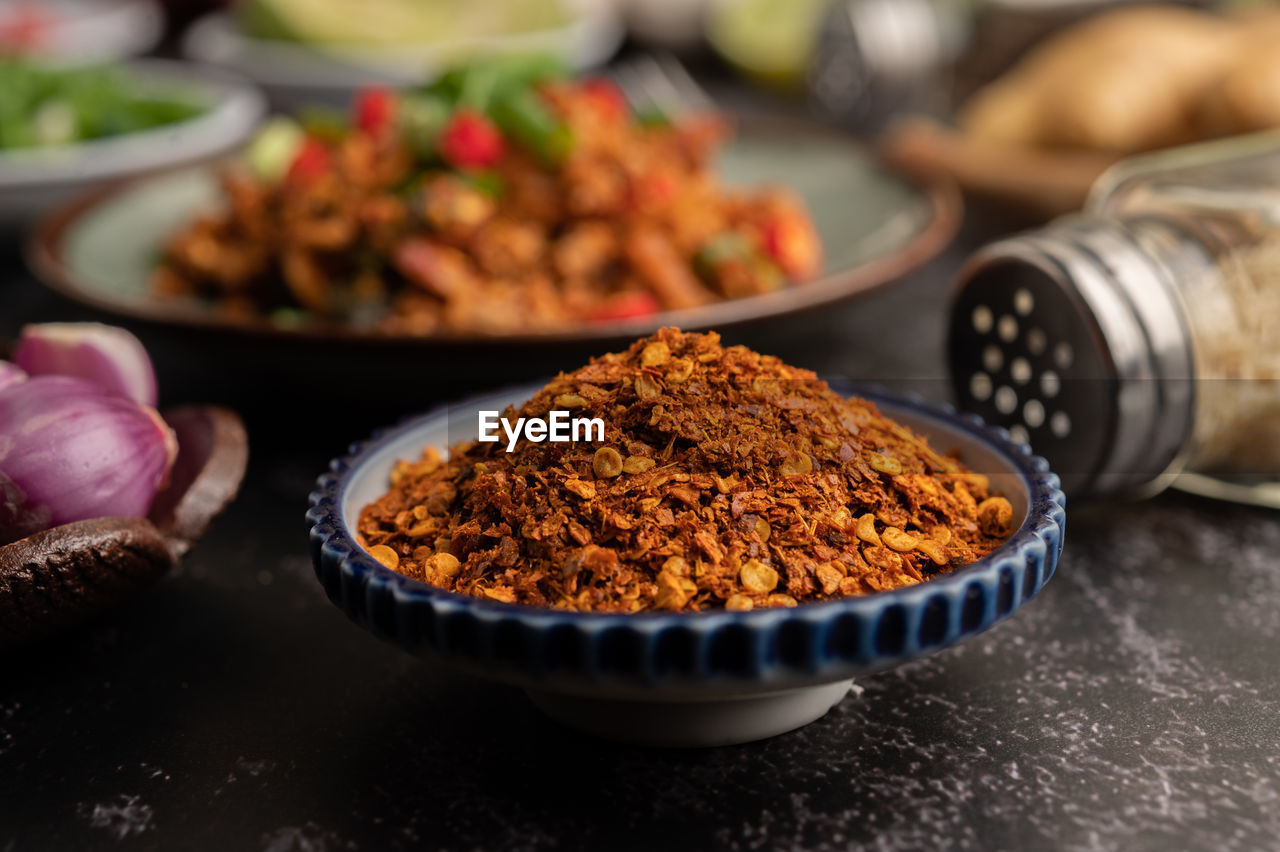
[357,329,1015,612]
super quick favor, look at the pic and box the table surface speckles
[2,178,1279,852]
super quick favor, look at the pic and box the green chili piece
[490,89,573,165]
[429,55,567,111]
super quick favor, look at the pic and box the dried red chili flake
[357,329,1016,613]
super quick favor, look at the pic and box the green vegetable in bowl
[0,59,204,151]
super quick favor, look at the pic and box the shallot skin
[13,322,158,407]
[0,376,177,545]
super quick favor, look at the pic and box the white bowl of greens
[183,0,623,110]
[0,57,266,225]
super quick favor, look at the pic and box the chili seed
[881,527,918,553]
[593,447,624,478]
[662,556,691,577]
[779,452,813,476]
[564,478,597,500]
[640,341,671,367]
[622,455,655,474]
[977,496,1015,537]
[635,373,663,401]
[752,376,779,395]
[666,358,694,383]
[915,538,949,565]
[855,513,882,546]
[862,545,903,572]
[815,563,843,594]
[483,586,516,603]
[427,552,461,580]
[406,521,434,538]
[656,571,697,609]
[868,453,902,475]
[367,544,399,569]
[739,559,779,594]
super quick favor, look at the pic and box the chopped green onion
[489,89,572,165]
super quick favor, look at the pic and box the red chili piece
[440,110,506,169]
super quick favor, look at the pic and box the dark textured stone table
[3,173,1279,852]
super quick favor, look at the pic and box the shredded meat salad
[153,60,822,335]
[357,329,1016,612]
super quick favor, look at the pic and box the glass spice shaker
[948,130,1280,503]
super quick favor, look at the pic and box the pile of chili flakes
[357,328,1016,612]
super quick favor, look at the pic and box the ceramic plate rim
[28,118,961,348]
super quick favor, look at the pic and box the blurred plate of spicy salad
[28,58,959,401]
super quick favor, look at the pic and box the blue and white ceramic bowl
[308,382,1066,747]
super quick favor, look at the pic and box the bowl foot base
[526,680,854,747]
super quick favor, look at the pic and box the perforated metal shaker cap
[948,216,1201,497]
